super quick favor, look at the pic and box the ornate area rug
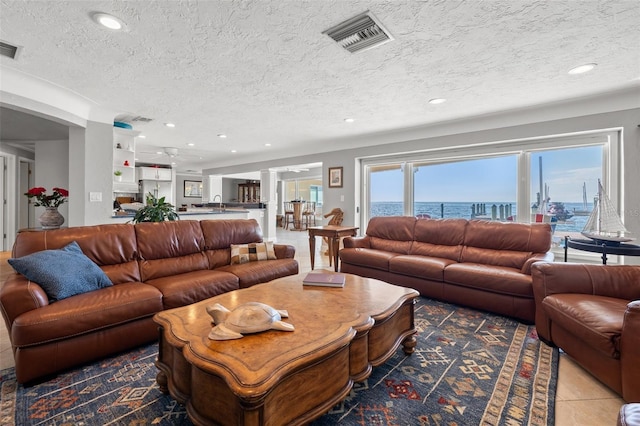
[0,298,558,425]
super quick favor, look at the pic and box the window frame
[360,129,621,263]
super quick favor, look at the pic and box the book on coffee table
[303,272,346,287]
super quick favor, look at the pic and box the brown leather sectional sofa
[532,262,640,402]
[1,219,298,384]
[339,216,553,323]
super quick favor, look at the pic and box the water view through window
[368,145,603,238]
[530,145,603,236]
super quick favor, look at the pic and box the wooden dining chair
[302,202,316,229]
[283,202,295,229]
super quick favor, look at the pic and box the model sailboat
[581,179,634,244]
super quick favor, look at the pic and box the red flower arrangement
[25,187,69,208]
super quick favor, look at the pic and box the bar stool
[302,202,316,229]
[283,202,295,229]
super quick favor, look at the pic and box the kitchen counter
[111,208,250,223]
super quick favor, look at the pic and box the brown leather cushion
[464,220,552,253]
[11,224,141,283]
[413,218,467,246]
[460,246,531,270]
[542,293,626,358]
[619,403,640,426]
[389,255,456,281]
[201,218,264,250]
[217,259,299,288]
[339,248,399,271]
[145,270,239,309]
[11,283,163,347]
[410,241,462,262]
[444,263,533,297]
[366,216,415,254]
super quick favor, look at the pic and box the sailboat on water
[581,179,634,244]
[572,182,591,216]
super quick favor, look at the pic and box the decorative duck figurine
[206,302,294,340]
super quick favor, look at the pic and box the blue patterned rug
[0,297,558,425]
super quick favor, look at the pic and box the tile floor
[0,227,625,424]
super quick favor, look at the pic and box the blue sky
[371,146,602,203]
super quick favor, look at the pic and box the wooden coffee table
[154,272,419,426]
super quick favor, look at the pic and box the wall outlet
[89,192,102,202]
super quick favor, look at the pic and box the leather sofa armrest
[521,251,555,274]
[274,244,296,259]
[621,300,640,402]
[343,236,370,249]
[0,274,49,334]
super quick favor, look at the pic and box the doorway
[19,159,34,230]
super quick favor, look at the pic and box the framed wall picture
[328,166,343,188]
[184,180,203,198]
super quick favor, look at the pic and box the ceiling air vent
[323,11,393,53]
[0,40,21,60]
[131,116,153,123]
[114,114,154,124]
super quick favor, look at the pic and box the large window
[362,131,618,258]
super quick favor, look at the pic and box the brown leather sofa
[339,216,553,323]
[1,219,298,384]
[532,262,640,402]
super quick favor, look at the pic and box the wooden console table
[308,225,359,271]
[564,236,640,264]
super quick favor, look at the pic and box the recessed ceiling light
[138,135,146,139]
[231,150,237,153]
[187,143,195,146]
[344,118,355,123]
[156,151,162,155]
[91,12,126,30]
[265,143,271,147]
[568,63,597,75]
[165,123,175,128]
[218,134,227,138]
[428,98,446,105]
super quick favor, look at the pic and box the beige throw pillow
[230,242,277,264]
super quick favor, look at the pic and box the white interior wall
[34,140,69,224]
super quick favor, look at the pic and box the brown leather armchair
[532,262,640,402]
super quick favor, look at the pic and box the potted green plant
[114,170,123,181]
[131,192,179,223]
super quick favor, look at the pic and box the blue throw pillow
[8,241,113,301]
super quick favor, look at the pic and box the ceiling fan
[137,147,202,161]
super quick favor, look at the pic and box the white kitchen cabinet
[137,166,172,181]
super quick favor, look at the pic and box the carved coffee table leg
[402,334,417,355]
[156,371,168,393]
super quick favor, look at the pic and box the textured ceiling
[1,0,639,173]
